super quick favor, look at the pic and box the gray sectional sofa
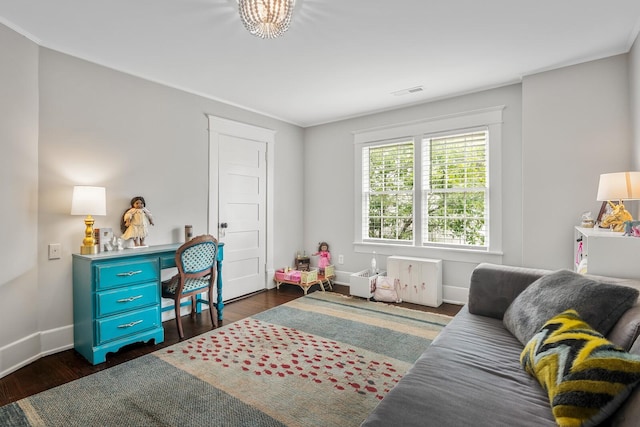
[362,263,640,427]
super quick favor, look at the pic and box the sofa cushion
[503,269,638,346]
[362,306,557,427]
[607,304,640,351]
[468,263,547,319]
[521,310,640,427]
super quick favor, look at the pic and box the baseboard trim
[0,325,73,380]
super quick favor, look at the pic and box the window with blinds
[362,140,414,241]
[355,106,502,254]
[360,130,488,247]
[422,130,488,247]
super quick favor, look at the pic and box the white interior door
[208,116,274,302]
[219,136,266,299]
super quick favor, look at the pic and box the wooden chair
[161,234,218,339]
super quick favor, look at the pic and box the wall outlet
[48,243,61,260]
[338,254,344,264]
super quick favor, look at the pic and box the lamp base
[80,245,98,255]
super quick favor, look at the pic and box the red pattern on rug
[166,318,403,400]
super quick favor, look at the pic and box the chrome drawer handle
[116,295,143,303]
[116,270,143,277]
[117,320,143,329]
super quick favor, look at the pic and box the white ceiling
[1,0,640,127]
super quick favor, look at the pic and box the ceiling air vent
[391,86,424,96]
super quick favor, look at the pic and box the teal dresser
[72,243,224,365]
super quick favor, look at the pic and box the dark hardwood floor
[0,284,461,407]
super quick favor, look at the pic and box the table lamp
[71,186,107,254]
[596,172,640,230]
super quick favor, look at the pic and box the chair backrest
[175,234,218,278]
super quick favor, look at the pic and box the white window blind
[362,140,414,242]
[422,130,488,247]
[353,106,503,258]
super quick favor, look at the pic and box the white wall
[303,52,637,303]
[0,23,306,378]
[36,46,306,337]
[522,55,632,270]
[303,85,523,303]
[0,24,40,376]
[631,35,640,168]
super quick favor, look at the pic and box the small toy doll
[121,196,154,247]
[313,241,331,274]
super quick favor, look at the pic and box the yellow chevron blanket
[521,309,640,427]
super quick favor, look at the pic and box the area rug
[1,292,451,427]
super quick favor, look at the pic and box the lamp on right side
[596,171,640,232]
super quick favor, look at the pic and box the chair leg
[190,295,197,318]
[174,299,184,339]
[208,285,216,327]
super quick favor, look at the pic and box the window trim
[353,106,504,261]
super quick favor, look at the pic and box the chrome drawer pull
[116,295,143,303]
[116,270,143,277]
[117,320,143,329]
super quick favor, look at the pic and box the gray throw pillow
[503,269,639,346]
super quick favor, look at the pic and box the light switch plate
[48,243,61,260]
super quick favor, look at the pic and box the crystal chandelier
[238,0,295,39]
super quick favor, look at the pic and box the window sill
[353,242,503,264]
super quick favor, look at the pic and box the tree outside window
[363,130,488,247]
[423,130,487,246]
[363,141,414,241]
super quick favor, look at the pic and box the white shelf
[574,226,640,279]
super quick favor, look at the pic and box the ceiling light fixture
[238,0,295,39]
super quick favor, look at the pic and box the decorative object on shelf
[596,171,640,231]
[238,0,295,39]
[96,228,114,252]
[580,211,594,228]
[121,196,154,247]
[599,201,632,232]
[110,234,124,251]
[312,241,331,274]
[71,186,107,255]
[623,220,640,237]
[185,225,193,242]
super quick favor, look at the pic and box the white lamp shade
[596,172,640,201]
[71,186,107,216]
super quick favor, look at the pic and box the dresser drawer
[96,282,159,317]
[96,306,160,344]
[95,259,158,290]
[160,254,176,269]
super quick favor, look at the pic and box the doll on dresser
[121,196,154,247]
